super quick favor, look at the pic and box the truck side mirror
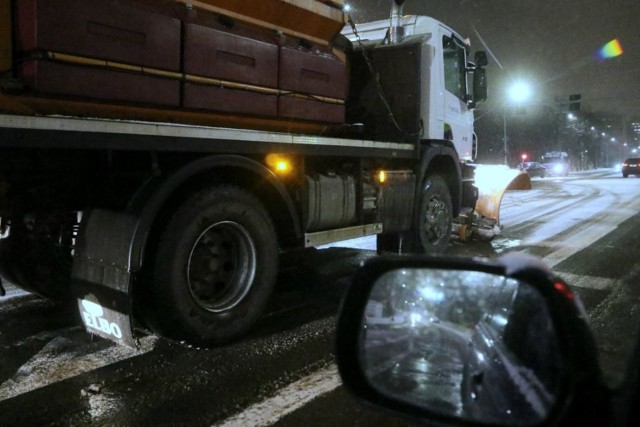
[336,253,607,426]
[473,68,488,104]
[475,51,488,67]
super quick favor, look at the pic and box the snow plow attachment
[453,165,531,242]
[474,165,532,222]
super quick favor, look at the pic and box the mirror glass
[473,68,488,103]
[360,268,562,426]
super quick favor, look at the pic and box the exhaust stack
[389,0,405,44]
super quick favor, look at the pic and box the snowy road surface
[1,169,639,425]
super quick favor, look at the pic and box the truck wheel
[417,175,452,254]
[147,186,278,346]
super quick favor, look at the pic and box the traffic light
[569,94,581,112]
[520,153,528,168]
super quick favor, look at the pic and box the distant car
[520,162,546,178]
[622,158,640,178]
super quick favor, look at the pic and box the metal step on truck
[0,0,526,347]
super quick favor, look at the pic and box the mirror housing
[475,51,488,67]
[336,253,607,426]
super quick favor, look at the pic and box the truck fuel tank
[304,174,356,231]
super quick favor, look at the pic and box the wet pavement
[1,169,640,425]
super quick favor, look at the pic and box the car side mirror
[336,253,607,426]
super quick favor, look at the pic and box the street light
[503,80,532,165]
[509,81,532,103]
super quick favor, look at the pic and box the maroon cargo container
[279,44,346,100]
[184,19,279,87]
[183,14,280,119]
[183,83,277,117]
[279,97,344,123]
[20,60,180,107]
[17,0,181,71]
[11,0,347,124]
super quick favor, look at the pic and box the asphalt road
[1,168,639,426]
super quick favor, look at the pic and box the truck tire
[417,175,452,254]
[147,185,278,346]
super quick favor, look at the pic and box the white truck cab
[343,15,486,161]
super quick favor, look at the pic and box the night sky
[346,0,640,118]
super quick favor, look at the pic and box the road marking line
[216,364,340,427]
[0,283,30,301]
[542,229,616,269]
[542,212,638,269]
[0,335,157,401]
[555,272,616,291]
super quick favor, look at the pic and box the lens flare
[598,38,623,60]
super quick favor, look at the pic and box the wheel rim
[423,193,450,245]
[186,221,257,313]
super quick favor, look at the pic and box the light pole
[503,81,532,166]
[503,113,508,165]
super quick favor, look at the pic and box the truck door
[439,28,474,161]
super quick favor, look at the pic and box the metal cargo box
[17,0,181,71]
[183,83,277,117]
[20,60,180,107]
[279,44,346,100]
[174,0,346,46]
[0,0,11,73]
[184,19,279,87]
[279,97,344,123]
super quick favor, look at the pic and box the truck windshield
[544,156,566,163]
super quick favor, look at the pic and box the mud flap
[72,210,139,347]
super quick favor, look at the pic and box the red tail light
[554,281,574,300]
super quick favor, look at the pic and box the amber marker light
[265,154,292,175]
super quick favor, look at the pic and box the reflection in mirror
[361,269,562,426]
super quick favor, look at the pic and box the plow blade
[474,165,532,223]
[453,165,531,242]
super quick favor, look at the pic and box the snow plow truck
[0,0,529,347]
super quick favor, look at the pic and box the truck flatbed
[0,113,416,156]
